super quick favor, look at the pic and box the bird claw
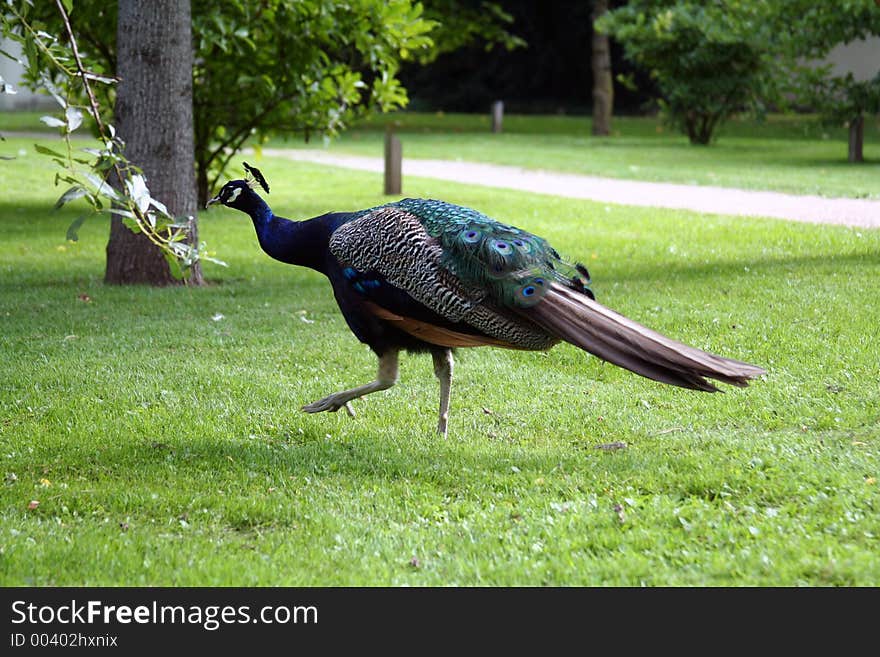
[301,398,341,414]
[301,395,356,416]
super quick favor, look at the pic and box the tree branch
[54,0,110,144]
[53,0,182,254]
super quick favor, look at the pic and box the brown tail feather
[520,283,765,391]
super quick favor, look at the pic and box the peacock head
[205,162,270,210]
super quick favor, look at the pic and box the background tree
[2,1,213,284]
[106,0,201,285]
[190,0,434,204]
[597,0,783,145]
[400,1,648,114]
[4,0,435,288]
[418,0,524,60]
[20,0,436,205]
[781,0,880,162]
[590,0,613,136]
[599,0,880,152]
[809,73,880,163]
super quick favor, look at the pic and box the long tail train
[521,283,766,391]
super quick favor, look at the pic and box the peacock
[206,163,765,436]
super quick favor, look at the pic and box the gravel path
[265,148,880,229]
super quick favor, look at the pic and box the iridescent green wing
[392,198,593,308]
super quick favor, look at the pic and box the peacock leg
[302,350,399,415]
[432,349,454,437]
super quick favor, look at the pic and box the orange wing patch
[363,302,519,349]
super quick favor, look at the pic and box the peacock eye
[522,285,536,296]
[225,186,243,203]
[462,229,481,244]
[490,239,510,253]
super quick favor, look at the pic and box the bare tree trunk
[106,0,203,285]
[591,0,613,137]
[848,114,864,163]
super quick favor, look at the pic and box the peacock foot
[302,394,356,417]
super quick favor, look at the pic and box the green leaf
[163,249,185,280]
[65,107,83,132]
[40,115,65,128]
[83,72,117,85]
[41,77,68,110]
[84,172,120,201]
[106,208,135,219]
[0,48,22,64]
[202,254,228,268]
[66,214,87,242]
[61,0,74,16]
[33,143,65,159]
[54,185,88,210]
[121,217,141,233]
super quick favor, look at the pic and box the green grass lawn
[0,138,878,585]
[267,111,880,199]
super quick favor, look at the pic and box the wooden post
[491,100,504,134]
[848,114,864,163]
[384,127,402,195]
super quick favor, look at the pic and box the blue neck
[245,200,332,272]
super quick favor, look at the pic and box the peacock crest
[243,162,270,194]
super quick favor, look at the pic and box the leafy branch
[1,0,224,278]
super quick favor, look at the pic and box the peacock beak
[205,194,221,209]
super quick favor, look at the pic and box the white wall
[0,38,55,111]
[821,36,880,82]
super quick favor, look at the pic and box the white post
[491,100,504,134]
[384,127,402,195]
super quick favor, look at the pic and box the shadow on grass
[600,250,879,287]
[23,414,868,537]
[84,428,576,486]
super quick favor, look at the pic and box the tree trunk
[848,114,864,163]
[591,0,613,137]
[106,0,203,286]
